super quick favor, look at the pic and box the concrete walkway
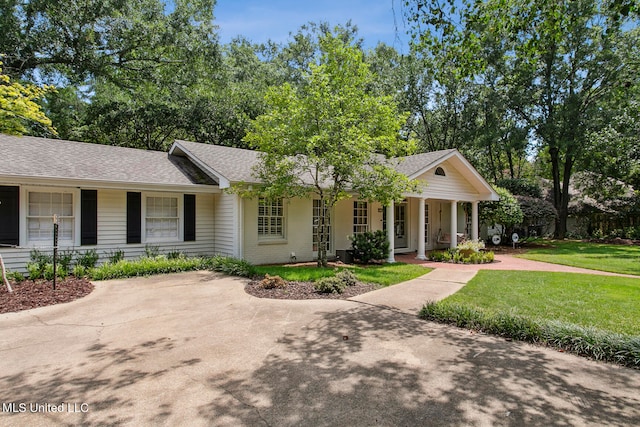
[1,271,639,426]
[352,252,640,314]
[350,269,477,313]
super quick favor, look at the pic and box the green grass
[444,270,640,336]
[518,240,640,275]
[254,263,430,287]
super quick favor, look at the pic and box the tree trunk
[317,197,329,268]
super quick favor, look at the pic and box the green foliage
[480,186,524,230]
[76,249,99,269]
[420,301,640,369]
[428,248,494,264]
[254,263,429,287]
[26,263,44,280]
[144,245,161,258]
[350,230,390,264]
[105,249,125,264]
[456,239,485,252]
[208,255,257,278]
[72,265,87,278]
[6,271,25,282]
[445,270,640,335]
[515,196,557,232]
[166,250,185,260]
[518,240,640,275]
[90,257,211,281]
[496,178,542,198]
[240,30,417,267]
[335,269,357,287]
[428,250,453,263]
[57,250,75,273]
[314,276,346,294]
[405,0,639,238]
[0,62,57,136]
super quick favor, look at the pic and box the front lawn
[420,270,640,367]
[254,263,430,287]
[444,270,640,335]
[518,240,640,275]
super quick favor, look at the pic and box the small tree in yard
[480,186,524,242]
[241,31,417,267]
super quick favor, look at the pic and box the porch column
[416,198,427,260]
[471,201,479,241]
[450,200,458,249]
[386,201,395,263]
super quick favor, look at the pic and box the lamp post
[52,214,58,290]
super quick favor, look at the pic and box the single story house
[0,134,499,272]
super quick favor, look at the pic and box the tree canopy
[0,62,56,135]
[404,0,640,237]
[241,31,417,266]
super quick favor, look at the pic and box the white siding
[419,159,482,202]
[242,197,314,265]
[213,191,237,257]
[2,188,216,274]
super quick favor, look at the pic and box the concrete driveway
[0,271,639,426]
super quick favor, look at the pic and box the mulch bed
[245,280,378,300]
[0,278,94,314]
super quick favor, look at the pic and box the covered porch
[383,198,480,263]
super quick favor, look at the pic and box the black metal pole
[53,220,58,290]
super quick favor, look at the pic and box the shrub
[350,230,390,264]
[30,249,52,267]
[335,269,357,286]
[314,276,346,294]
[76,249,99,269]
[144,244,160,258]
[259,274,287,289]
[419,301,640,369]
[73,265,88,278]
[209,256,257,278]
[167,250,185,260]
[105,249,125,264]
[57,250,75,273]
[429,250,453,262]
[90,256,210,280]
[6,271,25,283]
[42,263,69,280]
[456,239,485,252]
[26,262,43,279]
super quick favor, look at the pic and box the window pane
[258,197,284,239]
[145,196,179,239]
[27,192,74,242]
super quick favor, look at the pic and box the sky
[213,0,410,51]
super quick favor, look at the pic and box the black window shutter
[127,192,142,244]
[81,189,98,245]
[184,194,196,241]
[0,186,19,246]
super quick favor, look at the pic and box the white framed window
[313,199,332,252]
[145,195,179,241]
[258,197,285,240]
[353,201,368,235]
[27,190,75,244]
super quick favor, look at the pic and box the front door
[394,202,408,248]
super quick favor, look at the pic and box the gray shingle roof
[172,140,459,185]
[172,139,261,184]
[0,134,215,186]
[393,149,457,177]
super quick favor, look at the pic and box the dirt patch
[245,280,377,300]
[0,278,94,314]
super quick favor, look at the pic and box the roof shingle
[0,134,215,186]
